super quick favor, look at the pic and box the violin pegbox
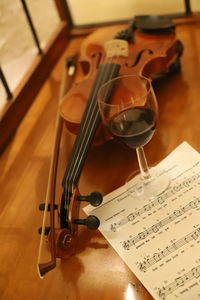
[104,39,129,59]
[67,188,102,232]
[54,189,102,259]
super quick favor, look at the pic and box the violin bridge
[104,39,129,58]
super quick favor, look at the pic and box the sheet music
[84,142,200,300]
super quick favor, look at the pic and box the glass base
[126,167,170,200]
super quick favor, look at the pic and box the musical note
[127,213,135,222]
[157,265,200,299]
[110,173,200,232]
[122,199,200,250]
[138,227,200,272]
[122,240,131,250]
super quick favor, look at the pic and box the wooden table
[1,20,200,300]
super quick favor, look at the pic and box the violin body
[60,23,180,144]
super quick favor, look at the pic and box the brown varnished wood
[1,21,200,300]
[60,23,178,146]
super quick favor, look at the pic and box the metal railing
[0,0,193,102]
[185,0,192,16]
[0,0,42,102]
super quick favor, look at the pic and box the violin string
[65,51,120,189]
[64,68,106,211]
[64,65,110,192]
[63,69,115,195]
[64,67,107,209]
[65,43,122,195]
[64,41,126,214]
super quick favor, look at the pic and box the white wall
[67,0,200,25]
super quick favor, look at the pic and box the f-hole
[127,49,154,68]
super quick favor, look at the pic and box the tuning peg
[74,215,100,230]
[77,192,103,207]
[38,203,58,211]
[38,226,50,235]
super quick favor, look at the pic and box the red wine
[108,107,156,148]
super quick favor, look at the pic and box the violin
[37,15,183,277]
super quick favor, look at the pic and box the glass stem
[136,147,151,180]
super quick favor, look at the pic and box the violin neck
[62,62,120,189]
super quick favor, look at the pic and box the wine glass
[97,74,169,199]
